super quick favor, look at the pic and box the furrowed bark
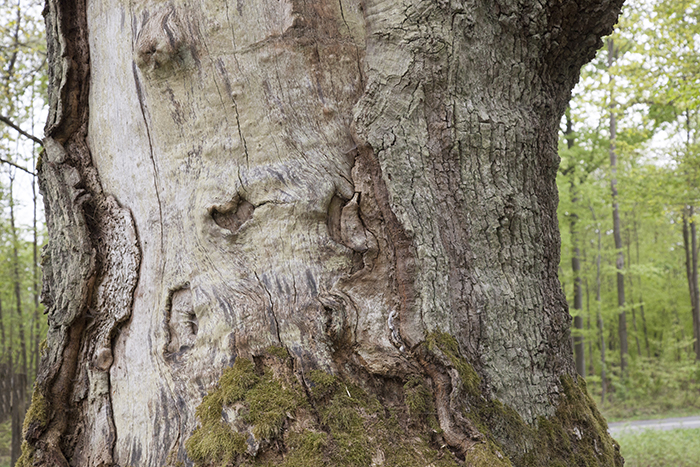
[25,1,625,466]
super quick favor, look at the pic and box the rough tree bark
[22,1,624,466]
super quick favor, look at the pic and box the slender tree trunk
[9,176,27,380]
[591,206,606,405]
[586,273,595,376]
[607,38,628,374]
[32,89,42,381]
[11,373,25,467]
[683,206,700,360]
[25,1,625,466]
[0,297,5,359]
[565,113,585,377]
[632,215,649,357]
[625,223,641,357]
[32,172,40,378]
[691,207,700,361]
[9,174,28,467]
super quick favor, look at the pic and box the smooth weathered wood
[26,1,626,466]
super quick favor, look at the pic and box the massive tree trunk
[23,1,624,466]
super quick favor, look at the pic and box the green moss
[14,441,35,467]
[403,376,431,416]
[423,333,622,467]
[22,389,50,436]
[187,356,306,466]
[426,333,481,396]
[185,421,247,464]
[243,374,303,440]
[463,442,513,467]
[526,376,622,467]
[218,359,260,405]
[280,431,328,467]
[264,346,290,361]
[187,338,620,467]
[307,370,338,399]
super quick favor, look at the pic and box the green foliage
[616,428,700,467]
[595,359,700,421]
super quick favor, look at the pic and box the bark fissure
[132,61,166,258]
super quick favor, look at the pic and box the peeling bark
[26,1,625,466]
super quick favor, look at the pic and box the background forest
[0,0,699,466]
[558,0,700,421]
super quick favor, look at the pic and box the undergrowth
[586,358,700,422]
[615,428,700,467]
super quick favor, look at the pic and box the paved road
[608,416,700,436]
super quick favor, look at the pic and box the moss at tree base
[427,333,623,467]
[184,339,622,467]
[184,348,464,467]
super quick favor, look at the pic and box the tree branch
[0,157,35,176]
[0,114,43,146]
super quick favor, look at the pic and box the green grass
[615,428,700,467]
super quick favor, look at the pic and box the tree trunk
[607,37,628,374]
[565,113,585,377]
[24,1,624,466]
[591,206,607,405]
[625,224,641,357]
[0,297,5,358]
[683,206,700,361]
[691,207,700,361]
[632,214,649,358]
[9,174,28,467]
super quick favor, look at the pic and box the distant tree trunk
[33,167,41,377]
[9,173,28,467]
[585,268,595,376]
[625,223,641,357]
[683,206,700,361]
[632,215,649,357]
[32,101,42,380]
[565,114,585,377]
[591,206,607,405]
[607,38,628,374]
[24,1,625,466]
[0,297,5,358]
